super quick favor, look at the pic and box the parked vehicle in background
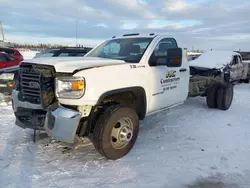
[187,52,202,62]
[12,33,234,160]
[0,47,22,95]
[188,55,200,61]
[0,52,23,69]
[33,47,93,58]
[0,47,23,60]
[237,51,250,83]
[189,50,250,83]
[0,47,93,95]
[0,65,18,95]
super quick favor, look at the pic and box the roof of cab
[112,33,174,39]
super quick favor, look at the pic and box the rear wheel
[206,83,220,108]
[216,83,234,110]
[93,104,139,160]
[243,75,250,83]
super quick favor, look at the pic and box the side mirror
[167,48,183,67]
[149,47,183,67]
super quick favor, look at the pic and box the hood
[22,57,126,73]
[189,51,236,69]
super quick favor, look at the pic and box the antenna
[76,20,78,47]
[0,20,5,41]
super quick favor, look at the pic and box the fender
[97,86,147,120]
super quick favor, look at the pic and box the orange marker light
[71,80,84,90]
[170,58,181,63]
[8,82,15,88]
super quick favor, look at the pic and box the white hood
[189,50,238,69]
[22,57,126,73]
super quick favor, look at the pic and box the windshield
[34,49,90,58]
[85,37,153,63]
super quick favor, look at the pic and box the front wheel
[93,105,139,160]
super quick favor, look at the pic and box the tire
[244,75,250,83]
[93,104,139,160]
[206,83,220,108]
[216,83,234,111]
[224,72,230,82]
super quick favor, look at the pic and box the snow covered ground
[1,84,250,188]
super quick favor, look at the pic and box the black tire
[206,83,220,108]
[216,83,234,111]
[224,72,230,82]
[244,75,250,83]
[93,104,139,160]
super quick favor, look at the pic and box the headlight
[56,77,85,99]
[0,73,14,80]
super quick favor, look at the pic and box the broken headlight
[56,77,85,99]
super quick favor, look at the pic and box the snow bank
[189,50,239,69]
[0,93,11,106]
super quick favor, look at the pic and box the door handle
[179,68,187,72]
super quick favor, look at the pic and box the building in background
[0,40,14,48]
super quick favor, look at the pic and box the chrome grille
[20,68,41,101]
[19,63,55,108]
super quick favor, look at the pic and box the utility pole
[76,20,78,47]
[0,20,5,41]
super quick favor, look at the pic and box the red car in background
[0,52,23,69]
[0,47,23,60]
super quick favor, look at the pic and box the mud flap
[44,104,82,144]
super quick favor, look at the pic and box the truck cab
[83,33,189,113]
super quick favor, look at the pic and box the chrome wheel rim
[110,117,133,149]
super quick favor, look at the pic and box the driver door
[147,38,189,113]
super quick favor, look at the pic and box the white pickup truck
[12,33,234,160]
[189,50,250,83]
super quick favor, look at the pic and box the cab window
[231,56,238,65]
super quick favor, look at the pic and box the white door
[147,37,189,113]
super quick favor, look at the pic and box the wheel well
[97,87,147,120]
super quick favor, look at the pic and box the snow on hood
[21,57,126,73]
[189,51,240,69]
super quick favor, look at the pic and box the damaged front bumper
[44,103,82,144]
[12,90,87,144]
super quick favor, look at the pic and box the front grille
[19,63,56,108]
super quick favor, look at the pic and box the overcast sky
[1,0,250,51]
